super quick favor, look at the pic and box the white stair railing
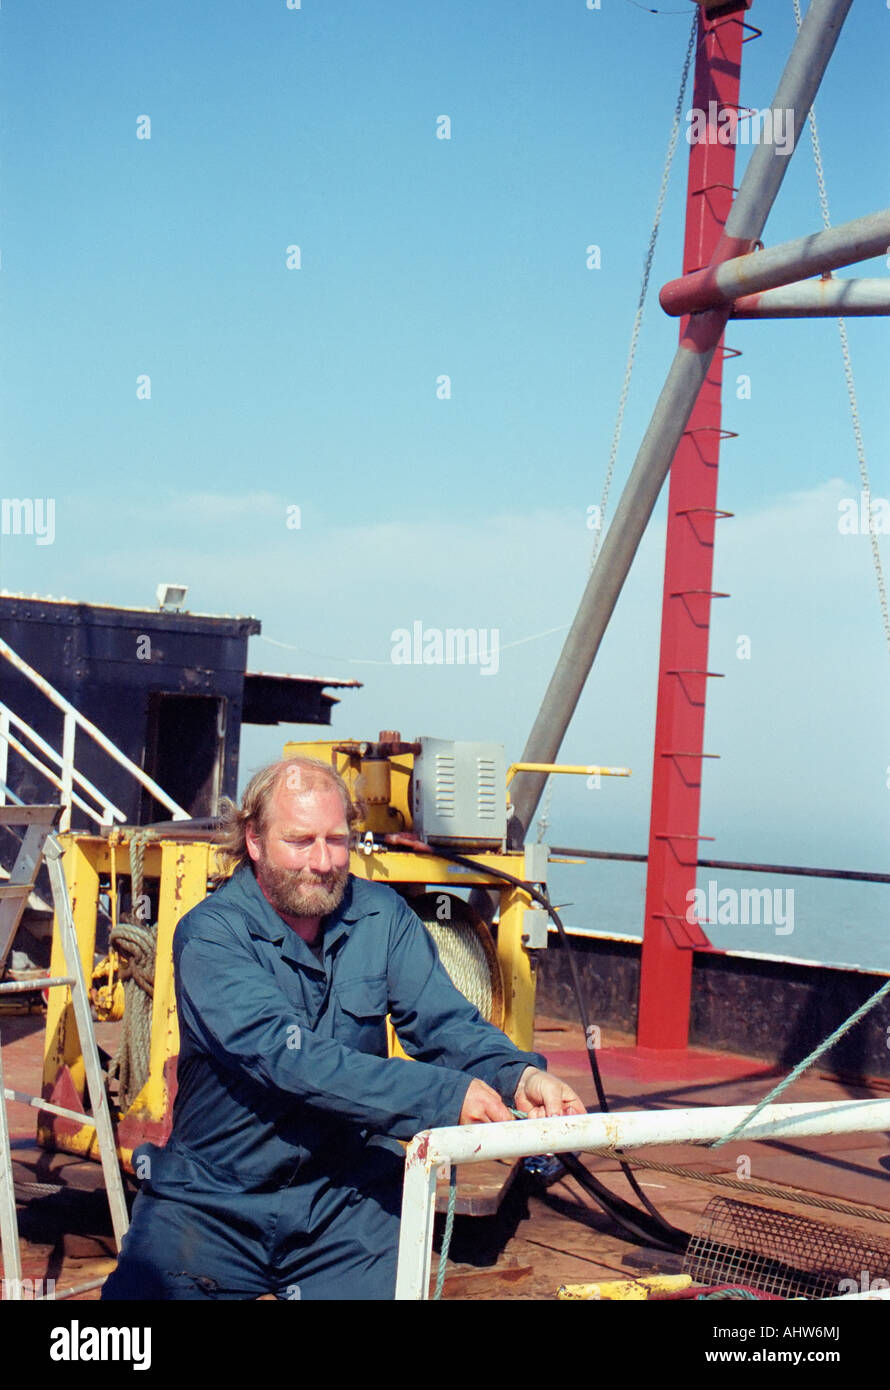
[0,637,188,830]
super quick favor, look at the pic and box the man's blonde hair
[213,756,363,880]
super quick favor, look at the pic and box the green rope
[432,1107,528,1300]
[696,1288,760,1301]
[432,1166,458,1302]
[711,977,890,1149]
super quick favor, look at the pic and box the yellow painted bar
[42,835,99,1101]
[41,834,216,1157]
[497,886,537,1053]
[139,843,209,1122]
[506,762,631,785]
[557,1274,692,1301]
[347,849,524,884]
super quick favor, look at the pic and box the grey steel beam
[662,210,890,315]
[508,0,854,847]
[731,276,890,318]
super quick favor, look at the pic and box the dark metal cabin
[0,593,359,829]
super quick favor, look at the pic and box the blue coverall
[101,864,547,1300]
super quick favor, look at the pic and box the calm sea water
[546,856,890,974]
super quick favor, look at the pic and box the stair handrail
[0,702,124,826]
[0,637,189,829]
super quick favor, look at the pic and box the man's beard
[254,850,349,919]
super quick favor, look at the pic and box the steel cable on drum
[424,920,493,1022]
[619,1156,890,1226]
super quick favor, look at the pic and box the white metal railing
[0,637,189,830]
[395,1100,890,1300]
[0,703,124,827]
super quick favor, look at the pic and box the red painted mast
[638,4,749,1048]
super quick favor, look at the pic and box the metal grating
[684,1197,890,1300]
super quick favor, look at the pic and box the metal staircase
[0,806,129,1300]
[0,635,188,832]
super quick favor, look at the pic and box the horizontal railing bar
[396,1099,890,1300]
[660,208,890,315]
[1,731,117,827]
[412,1099,890,1168]
[3,1088,96,1127]
[0,703,125,821]
[0,638,189,820]
[549,845,890,885]
[0,976,74,992]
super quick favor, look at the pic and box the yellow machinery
[39,735,627,1169]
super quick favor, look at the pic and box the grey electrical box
[521,908,550,951]
[412,737,506,847]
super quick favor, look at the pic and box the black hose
[390,838,688,1251]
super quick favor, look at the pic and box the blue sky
[1,1,888,879]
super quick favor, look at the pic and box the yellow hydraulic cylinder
[557,1274,693,1301]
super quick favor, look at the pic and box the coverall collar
[223,864,381,962]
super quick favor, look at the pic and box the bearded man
[102,756,584,1301]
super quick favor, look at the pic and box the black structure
[0,594,360,828]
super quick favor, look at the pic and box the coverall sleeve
[174,913,473,1140]
[384,896,548,1103]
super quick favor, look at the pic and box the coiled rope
[106,830,156,1110]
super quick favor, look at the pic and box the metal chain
[791,0,890,656]
[589,9,698,572]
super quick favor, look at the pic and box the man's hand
[459,1077,514,1125]
[514,1066,586,1119]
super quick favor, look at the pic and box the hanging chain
[589,9,698,572]
[791,0,890,657]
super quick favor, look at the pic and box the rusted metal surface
[6,1012,890,1300]
[730,277,890,318]
[397,1100,890,1296]
[536,932,890,1078]
[660,210,890,316]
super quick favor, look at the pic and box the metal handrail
[1,722,119,828]
[396,1099,890,1300]
[0,637,188,829]
[0,702,124,825]
[549,846,890,886]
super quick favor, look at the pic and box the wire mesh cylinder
[684,1196,890,1300]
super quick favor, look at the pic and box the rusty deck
[3,1009,889,1302]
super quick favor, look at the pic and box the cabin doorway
[140,693,226,824]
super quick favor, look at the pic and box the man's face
[245,781,351,919]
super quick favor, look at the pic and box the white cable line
[255,622,570,667]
